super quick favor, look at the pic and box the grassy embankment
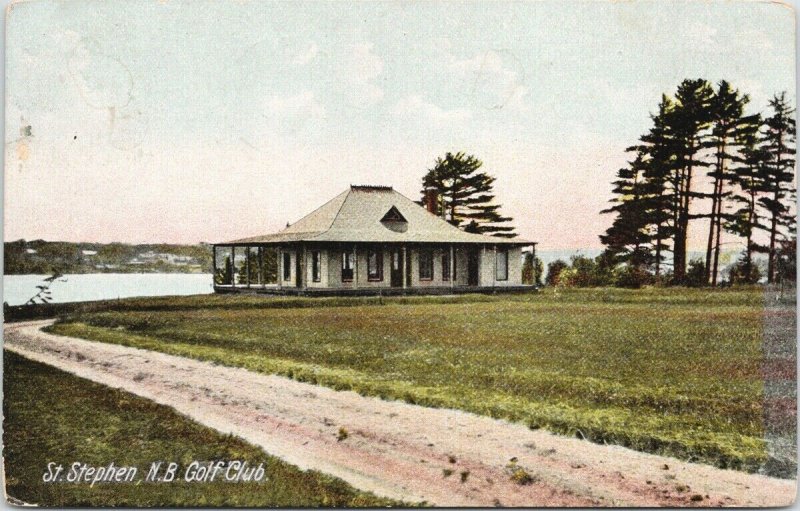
[47,287,782,474]
[3,351,400,507]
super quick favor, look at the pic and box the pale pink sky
[4,1,794,251]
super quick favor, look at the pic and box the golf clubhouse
[212,185,536,295]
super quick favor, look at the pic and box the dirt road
[5,320,796,506]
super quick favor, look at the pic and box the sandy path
[4,320,796,507]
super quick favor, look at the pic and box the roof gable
[380,206,407,223]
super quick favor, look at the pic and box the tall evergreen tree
[600,151,652,267]
[725,115,766,282]
[638,95,678,276]
[420,152,517,237]
[703,81,752,285]
[601,80,795,287]
[758,92,796,283]
[669,79,715,282]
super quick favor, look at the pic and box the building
[212,185,536,295]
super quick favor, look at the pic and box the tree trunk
[705,151,722,284]
[767,129,785,284]
[745,185,756,280]
[654,222,662,276]
[712,177,724,286]
[675,144,694,282]
[768,186,780,283]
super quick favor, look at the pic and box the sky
[4,0,795,250]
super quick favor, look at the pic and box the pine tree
[758,92,796,283]
[669,79,715,283]
[420,152,517,237]
[600,151,652,267]
[638,95,679,276]
[703,81,751,286]
[725,115,766,282]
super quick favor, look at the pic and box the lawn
[47,287,786,475]
[2,351,399,507]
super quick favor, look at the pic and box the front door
[390,249,403,287]
[296,249,303,287]
[467,251,479,286]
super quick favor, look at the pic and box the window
[312,251,321,282]
[283,252,291,281]
[367,249,383,281]
[263,247,278,284]
[496,249,508,281]
[442,251,450,281]
[342,251,354,282]
[213,246,233,286]
[419,249,433,280]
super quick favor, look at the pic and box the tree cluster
[601,79,796,286]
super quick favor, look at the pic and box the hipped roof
[222,185,532,245]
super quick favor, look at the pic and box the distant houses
[4,240,208,274]
[133,251,197,266]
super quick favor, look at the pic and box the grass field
[2,351,399,507]
[47,287,787,475]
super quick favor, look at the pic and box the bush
[550,255,616,288]
[566,256,598,287]
[727,258,761,285]
[614,265,652,288]
[685,259,706,287]
[545,259,568,286]
[522,253,544,286]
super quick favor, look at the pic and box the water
[3,273,214,306]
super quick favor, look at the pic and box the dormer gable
[380,206,407,223]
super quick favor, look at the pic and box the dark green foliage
[669,79,716,282]
[545,254,615,288]
[614,265,653,289]
[3,352,397,507]
[545,259,568,286]
[420,152,516,237]
[521,252,543,286]
[685,259,707,288]
[727,251,762,285]
[703,81,753,286]
[600,151,654,268]
[775,236,796,285]
[214,255,234,285]
[758,93,796,283]
[600,80,796,287]
[725,117,768,282]
[561,255,612,287]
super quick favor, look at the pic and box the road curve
[4,320,796,506]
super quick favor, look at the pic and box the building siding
[217,242,527,292]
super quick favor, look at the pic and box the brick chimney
[425,186,438,215]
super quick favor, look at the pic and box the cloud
[68,37,134,111]
[340,42,385,104]
[264,90,326,121]
[392,95,472,127]
[734,28,774,51]
[293,42,319,66]
[683,21,718,47]
[447,49,529,111]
